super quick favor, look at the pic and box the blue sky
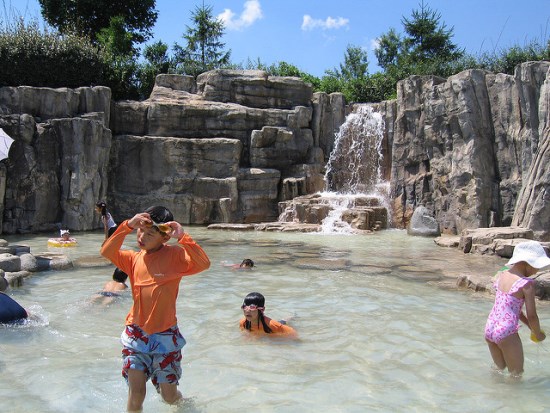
[11,0,550,77]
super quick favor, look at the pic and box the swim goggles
[145,221,172,234]
[241,304,264,311]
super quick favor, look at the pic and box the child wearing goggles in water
[100,205,210,411]
[240,292,297,337]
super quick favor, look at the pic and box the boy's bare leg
[127,369,147,412]
[159,382,183,405]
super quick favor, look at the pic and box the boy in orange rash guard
[100,206,210,412]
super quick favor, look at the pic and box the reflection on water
[1,229,550,413]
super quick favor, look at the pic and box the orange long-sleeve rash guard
[239,317,297,337]
[101,220,210,335]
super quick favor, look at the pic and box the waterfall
[277,105,390,234]
[325,105,385,194]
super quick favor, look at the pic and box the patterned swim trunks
[121,324,186,391]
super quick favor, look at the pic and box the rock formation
[381,62,550,240]
[0,72,344,231]
[0,86,112,233]
[109,71,332,224]
[0,63,549,241]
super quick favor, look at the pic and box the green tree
[375,1,463,78]
[323,45,369,103]
[173,3,231,77]
[143,41,170,73]
[329,45,369,82]
[401,1,463,65]
[135,41,171,100]
[96,16,136,57]
[375,28,401,71]
[37,0,157,45]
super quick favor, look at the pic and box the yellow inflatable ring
[47,238,78,248]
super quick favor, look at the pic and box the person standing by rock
[95,200,129,291]
[484,241,550,377]
[95,201,118,241]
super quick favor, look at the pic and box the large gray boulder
[0,85,110,125]
[407,205,440,237]
[311,92,345,161]
[0,86,112,234]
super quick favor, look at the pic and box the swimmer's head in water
[242,292,265,310]
[240,259,254,268]
[242,292,273,333]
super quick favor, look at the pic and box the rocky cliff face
[0,86,111,233]
[109,71,335,224]
[1,63,549,240]
[384,61,550,240]
[0,71,343,232]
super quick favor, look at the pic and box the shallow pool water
[1,228,550,413]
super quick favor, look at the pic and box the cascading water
[278,104,390,234]
[320,105,388,233]
[325,105,385,195]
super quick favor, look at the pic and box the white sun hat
[506,241,550,269]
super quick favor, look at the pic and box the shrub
[0,19,106,88]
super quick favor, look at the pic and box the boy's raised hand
[166,221,184,239]
[128,212,153,229]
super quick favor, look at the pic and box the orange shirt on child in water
[101,220,210,335]
[239,317,297,337]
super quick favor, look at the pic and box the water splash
[0,304,49,329]
[325,105,385,194]
[318,193,356,234]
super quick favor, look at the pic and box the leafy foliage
[0,19,106,88]
[2,0,548,104]
[465,40,550,75]
[96,16,137,57]
[322,45,369,103]
[136,41,171,99]
[37,0,157,46]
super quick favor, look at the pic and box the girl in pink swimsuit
[484,241,550,376]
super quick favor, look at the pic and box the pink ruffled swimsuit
[484,276,532,343]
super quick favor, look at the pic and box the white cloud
[301,15,349,31]
[218,0,263,31]
[370,38,380,51]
